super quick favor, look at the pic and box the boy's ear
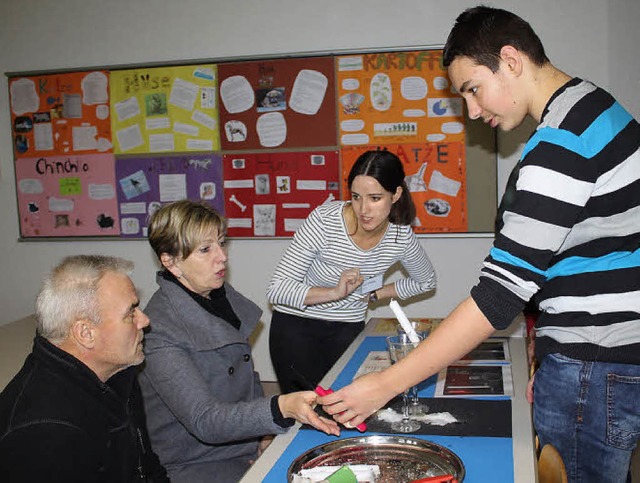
[499,45,523,76]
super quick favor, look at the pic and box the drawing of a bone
[229,194,247,212]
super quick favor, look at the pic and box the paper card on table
[354,351,391,379]
[454,338,510,365]
[434,364,513,398]
[371,317,442,334]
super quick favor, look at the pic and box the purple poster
[115,153,224,237]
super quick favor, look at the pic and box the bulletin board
[7,46,497,239]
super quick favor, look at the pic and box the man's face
[93,271,149,379]
[448,56,527,131]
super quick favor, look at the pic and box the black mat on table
[304,397,512,438]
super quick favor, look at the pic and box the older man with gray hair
[0,255,168,482]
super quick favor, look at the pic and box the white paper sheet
[296,180,326,190]
[81,71,109,105]
[290,69,328,115]
[428,170,461,197]
[159,174,186,202]
[149,133,175,152]
[146,117,171,130]
[169,78,199,111]
[220,75,254,114]
[34,123,54,151]
[72,125,98,151]
[115,96,141,122]
[256,112,286,147]
[10,78,40,115]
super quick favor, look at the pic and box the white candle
[389,299,420,344]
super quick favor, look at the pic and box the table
[241,316,537,482]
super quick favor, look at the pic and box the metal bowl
[288,435,465,482]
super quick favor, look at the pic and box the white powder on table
[375,408,458,426]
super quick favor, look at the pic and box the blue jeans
[534,353,640,483]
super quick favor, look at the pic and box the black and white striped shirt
[267,201,436,323]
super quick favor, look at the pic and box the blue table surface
[263,336,514,482]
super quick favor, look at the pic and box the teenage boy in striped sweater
[320,7,640,482]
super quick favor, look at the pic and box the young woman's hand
[334,268,363,299]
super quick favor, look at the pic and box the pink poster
[15,154,121,237]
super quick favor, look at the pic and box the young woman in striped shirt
[267,150,437,394]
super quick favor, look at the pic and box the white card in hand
[356,273,383,294]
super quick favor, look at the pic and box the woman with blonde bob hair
[138,200,338,483]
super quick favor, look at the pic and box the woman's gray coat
[138,273,287,482]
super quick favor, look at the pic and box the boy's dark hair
[443,5,549,72]
[348,150,415,225]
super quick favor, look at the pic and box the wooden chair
[538,444,568,483]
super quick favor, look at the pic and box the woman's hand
[302,268,364,305]
[278,392,341,436]
[334,268,364,300]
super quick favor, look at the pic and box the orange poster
[341,143,467,233]
[336,50,465,147]
[9,71,112,158]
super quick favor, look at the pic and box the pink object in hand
[315,385,367,432]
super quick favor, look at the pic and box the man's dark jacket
[0,335,169,482]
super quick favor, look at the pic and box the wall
[1,0,638,380]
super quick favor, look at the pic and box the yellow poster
[110,65,219,154]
